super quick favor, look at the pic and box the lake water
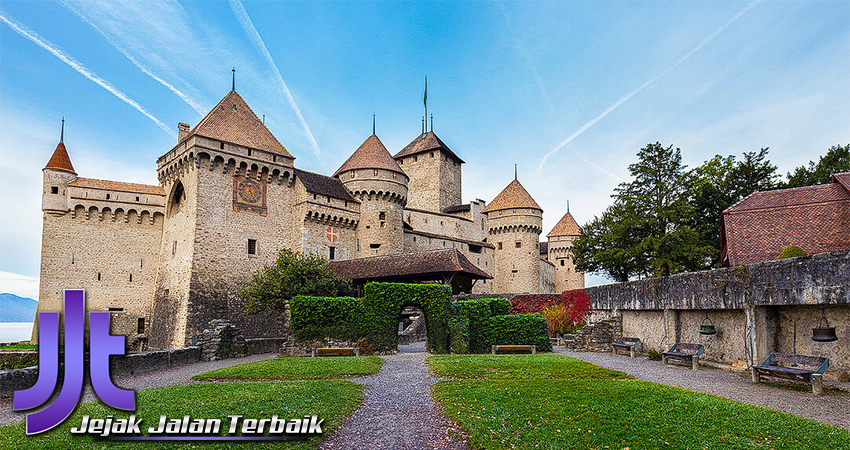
[0,322,34,343]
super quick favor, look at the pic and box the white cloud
[0,272,39,301]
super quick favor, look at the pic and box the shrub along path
[556,347,850,430]
[320,342,470,450]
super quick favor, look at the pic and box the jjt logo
[14,290,135,435]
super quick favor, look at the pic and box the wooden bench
[612,337,641,358]
[662,343,704,370]
[491,345,536,354]
[752,352,829,395]
[312,347,359,357]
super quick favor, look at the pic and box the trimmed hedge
[448,314,470,354]
[483,314,553,352]
[455,298,511,353]
[489,298,512,317]
[289,296,360,340]
[362,282,452,353]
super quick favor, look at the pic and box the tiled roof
[481,180,542,213]
[833,172,850,190]
[44,142,76,174]
[327,249,491,280]
[68,177,165,195]
[443,204,471,214]
[333,135,404,177]
[721,174,850,266]
[547,212,581,237]
[295,169,357,203]
[180,91,293,157]
[539,241,548,255]
[394,132,465,164]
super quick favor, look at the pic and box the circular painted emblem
[327,226,339,243]
[237,179,262,204]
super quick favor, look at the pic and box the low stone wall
[245,337,286,355]
[583,250,850,379]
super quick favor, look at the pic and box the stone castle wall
[486,208,543,293]
[548,235,584,292]
[396,149,461,212]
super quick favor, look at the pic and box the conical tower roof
[394,131,464,164]
[44,142,76,174]
[481,179,541,213]
[179,91,293,157]
[547,212,581,237]
[333,135,404,177]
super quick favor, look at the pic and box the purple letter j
[13,289,135,434]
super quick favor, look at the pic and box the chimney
[178,122,190,142]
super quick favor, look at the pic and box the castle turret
[42,119,76,215]
[394,131,464,213]
[335,134,408,256]
[547,205,585,291]
[482,178,543,293]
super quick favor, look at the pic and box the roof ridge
[333,135,404,177]
[481,179,542,213]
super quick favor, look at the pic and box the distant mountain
[0,293,37,323]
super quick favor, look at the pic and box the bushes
[778,244,807,259]
[289,296,360,340]
[448,315,470,354]
[483,314,552,352]
[455,298,509,353]
[510,294,561,314]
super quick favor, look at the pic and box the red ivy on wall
[510,290,591,326]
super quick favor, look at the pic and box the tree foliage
[784,144,850,188]
[239,248,353,315]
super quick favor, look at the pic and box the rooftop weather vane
[60,117,65,143]
[372,114,376,135]
[423,75,427,135]
[231,68,236,92]
[514,164,518,181]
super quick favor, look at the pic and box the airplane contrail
[537,0,763,172]
[0,10,175,138]
[230,0,322,158]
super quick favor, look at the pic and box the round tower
[482,179,543,293]
[335,134,408,256]
[546,204,585,292]
[42,119,76,215]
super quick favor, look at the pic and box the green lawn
[192,356,384,381]
[0,343,37,350]
[1,381,364,449]
[430,356,850,450]
[426,354,628,380]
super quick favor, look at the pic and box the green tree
[239,248,353,315]
[784,144,850,188]
[573,142,714,280]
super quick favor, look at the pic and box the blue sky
[1,0,848,299]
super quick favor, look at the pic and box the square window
[136,196,140,202]
[515,242,521,248]
[560,260,565,266]
[106,194,111,200]
[329,246,336,260]
[247,239,257,255]
[51,186,58,194]
[220,142,225,149]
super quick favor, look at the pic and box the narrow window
[51,186,58,194]
[414,156,418,162]
[379,212,386,221]
[220,142,225,149]
[140,258,143,268]
[430,152,434,158]
[273,155,277,162]
[129,274,133,282]
[97,272,101,281]
[106,193,111,200]
[413,236,417,242]
[313,194,317,200]
[247,239,257,255]
[515,242,522,248]
[71,254,75,264]
[329,246,336,260]
[356,239,360,252]
[327,196,331,203]
[440,221,444,226]
[498,242,503,250]
[136,196,140,202]
[560,260,565,266]
[247,149,252,156]
[137,318,146,334]
[172,240,177,255]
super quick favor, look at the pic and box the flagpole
[424,76,427,135]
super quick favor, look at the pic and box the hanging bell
[812,311,838,343]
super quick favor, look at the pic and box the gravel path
[0,353,276,427]
[321,342,469,450]
[555,348,850,430]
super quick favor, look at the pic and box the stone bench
[312,347,359,357]
[752,352,829,395]
[491,345,536,354]
[611,337,641,358]
[662,343,704,370]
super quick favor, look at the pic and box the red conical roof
[481,180,541,213]
[44,142,76,174]
[334,135,404,177]
[547,212,581,237]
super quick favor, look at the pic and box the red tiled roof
[547,212,581,237]
[481,180,542,213]
[394,132,465,164]
[327,249,491,280]
[68,177,165,195]
[834,172,850,190]
[333,135,404,177]
[44,142,76,174]
[721,175,850,266]
[180,91,293,157]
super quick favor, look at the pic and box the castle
[35,86,584,350]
